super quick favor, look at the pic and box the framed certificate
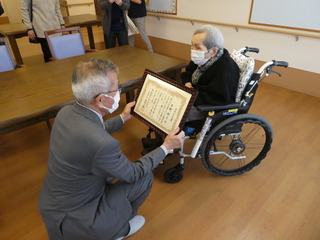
[132,69,198,137]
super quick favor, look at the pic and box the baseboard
[134,35,320,98]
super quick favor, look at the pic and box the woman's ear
[210,47,218,57]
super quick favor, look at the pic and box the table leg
[86,26,95,49]
[8,36,23,65]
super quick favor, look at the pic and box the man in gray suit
[38,58,184,240]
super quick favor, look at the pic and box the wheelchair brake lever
[267,65,282,77]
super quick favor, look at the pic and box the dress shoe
[115,215,145,240]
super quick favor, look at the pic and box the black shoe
[141,138,161,149]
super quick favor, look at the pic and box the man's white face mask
[191,49,210,66]
[103,91,120,114]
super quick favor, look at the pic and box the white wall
[146,0,320,74]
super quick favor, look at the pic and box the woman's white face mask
[191,49,210,66]
[102,91,120,114]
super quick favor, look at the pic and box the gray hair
[193,25,224,50]
[71,58,119,104]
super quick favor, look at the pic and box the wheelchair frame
[164,47,289,183]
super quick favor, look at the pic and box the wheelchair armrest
[197,102,241,112]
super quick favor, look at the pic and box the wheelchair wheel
[201,114,273,176]
[164,168,184,183]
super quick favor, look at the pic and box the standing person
[21,0,65,62]
[128,0,153,52]
[38,58,184,240]
[99,0,130,49]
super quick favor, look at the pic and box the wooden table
[0,14,102,65]
[0,46,186,135]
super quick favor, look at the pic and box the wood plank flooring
[1,27,320,240]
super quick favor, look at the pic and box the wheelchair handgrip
[197,103,241,112]
[273,60,289,68]
[245,46,259,53]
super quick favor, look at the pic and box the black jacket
[181,49,239,107]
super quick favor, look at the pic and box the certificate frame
[132,69,197,137]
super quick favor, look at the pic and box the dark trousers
[38,37,52,62]
[104,31,128,49]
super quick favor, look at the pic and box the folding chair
[44,26,94,60]
[0,37,17,72]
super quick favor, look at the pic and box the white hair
[71,58,119,104]
[193,25,224,49]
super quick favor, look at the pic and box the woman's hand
[27,29,36,40]
[185,82,193,88]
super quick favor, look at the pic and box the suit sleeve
[92,138,166,183]
[103,115,124,134]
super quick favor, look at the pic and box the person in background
[99,0,130,49]
[128,0,153,52]
[38,58,184,240]
[21,0,65,62]
[0,1,4,16]
[141,25,239,154]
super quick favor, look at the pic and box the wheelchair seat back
[230,49,255,103]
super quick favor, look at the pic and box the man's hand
[120,101,135,122]
[115,0,123,5]
[162,127,184,152]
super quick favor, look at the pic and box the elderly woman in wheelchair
[141,25,289,183]
[142,25,239,151]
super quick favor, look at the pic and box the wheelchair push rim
[201,114,273,176]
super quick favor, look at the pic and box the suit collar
[72,103,104,127]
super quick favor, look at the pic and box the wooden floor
[1,27,320,240]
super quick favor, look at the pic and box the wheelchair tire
[164,168,184,183]
[201,114,273,176]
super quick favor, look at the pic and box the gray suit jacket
[39,103,165,240]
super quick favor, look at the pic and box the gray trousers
[110,173,154,240]
[129,17,153,52]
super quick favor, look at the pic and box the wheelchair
[162,47,289,183]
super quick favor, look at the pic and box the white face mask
[103,91,120,114]
[191,49,209,66]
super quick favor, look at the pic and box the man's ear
[96,94,113,108]
[95,94,105,108]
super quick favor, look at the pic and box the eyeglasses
[95,85,123,98]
